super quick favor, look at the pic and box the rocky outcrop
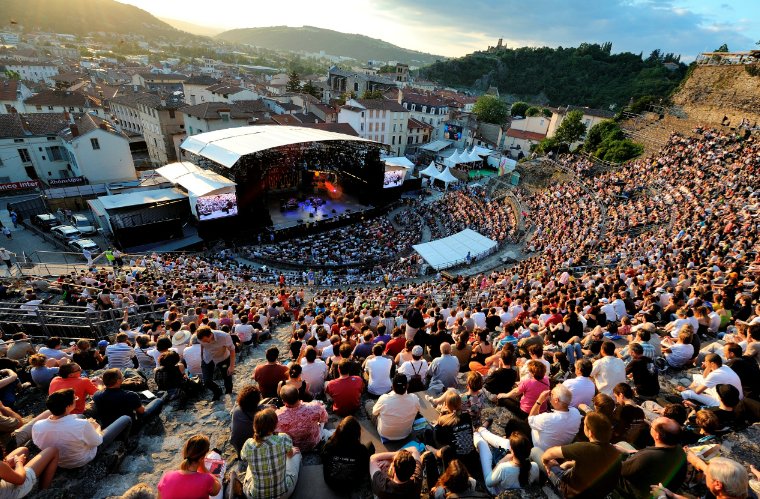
[672,65,760,125]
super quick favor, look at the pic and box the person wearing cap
[600,297,617,324]
[398,346,429,392]
[517,324,544,358]
[366,374,420,441]
[92,368,163,431]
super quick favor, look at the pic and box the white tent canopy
[413,229,497,270]
[157,162,236,196]
[472,145,493,156]
[421,139,452,152]
[435,165,460,186]
[465,149,482,163]
[420,161,441,177]
[448,150,461,163]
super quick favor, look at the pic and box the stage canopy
[180,125,377,168]
[413,229,497,270]
[384,157,415,168]
[448,150,461,163]
[98,187,187,210]
[421,139,452,152]
[156,162,236,196]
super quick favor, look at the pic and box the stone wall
[672,65,760,126]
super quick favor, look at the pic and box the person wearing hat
[171,330,191,356]
[398,346,429,393]
[518,324,544,358]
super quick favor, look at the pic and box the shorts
[0,468,35,499]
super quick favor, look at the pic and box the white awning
[420,161,441,177]
[180,125,376,168]
[384,157,415,168]
[472,145,493,156]
[421,139,452,152]
[413,229,497,270]
[465,149,482,162]
[448,150,461,163]
[156,162,236,196]
[98,188,187,211]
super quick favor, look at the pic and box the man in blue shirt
[93,369,163,429]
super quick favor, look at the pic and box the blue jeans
[201,356,232,397]
[134,398,163,430]
[563,343,582,366]
[98,415,132,453]
[548,465,569,498]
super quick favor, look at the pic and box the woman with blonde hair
[156,435,221,499]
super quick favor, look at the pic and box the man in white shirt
[611,294,627,320]
[471,306,487,330]
[398,346,429,388]
[600,298,617,324]
[562,359,596,408]
[300,347,328,395]
[364,343,393,396]
[365,374,420,440]
[590,341,627,396]
[32,388,131,469]
[678,354,744,406]
[182,336,203,376]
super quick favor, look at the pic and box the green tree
[360,89,385,99]
[714,44,729,52]
[594,139,644,163]
[525,106,541,117]
[302,80,320,98]
[554,110,587,148]
[3,68,21,80]
[583,120,621,152]
[510,101,529,117]
[472,95,508,124]
[334,91,357,106]
[285,70,301,93]
[541,108,552,118]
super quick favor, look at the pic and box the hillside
[0,0,191,40]
[158,17,228,38]
[216,25,442,65]
[417,43,689,109]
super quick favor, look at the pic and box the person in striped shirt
[105,334,136,370]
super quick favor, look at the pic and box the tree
[525,106,541,117]
[510,101,529,117]
[285,70,301,93]
[583,120,621,152]
[554,110,587,148]
[3,68,21,80]
[472,95,508,124]
[714,44,729,53]
[334,91,357,106]
[302,80,320,98]
[360,89,385,99]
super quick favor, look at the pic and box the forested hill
[0,0,192,41]
[417,43,689,109]
[216,26,442,66]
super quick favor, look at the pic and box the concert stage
[267,190,372,230]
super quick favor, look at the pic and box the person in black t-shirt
[724,342,760,397]
[321,415,374,490]
[432,390,475,458]
[427,321,454,360]
[612,383,653,448]
[541,412,622,499]
[93,368,163,430]
[484,349,518,398]
[625,343,660,398]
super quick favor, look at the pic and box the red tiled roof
[504,128,546,141]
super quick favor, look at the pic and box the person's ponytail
[518,456,531,487]
[180,435,210,471]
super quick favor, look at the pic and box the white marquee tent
[435,165,460,187]
[420,161,442,177]
[413,229,497,270]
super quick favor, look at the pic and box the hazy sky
[120,0,758,60]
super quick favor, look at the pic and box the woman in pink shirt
[496,360,550,420]
[157,435,221,499]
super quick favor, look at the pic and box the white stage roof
[413,229,497,270]
[156,162,236,196]
[181,125,376,168]
[421,139,452,152]
[384,157,415,168]
[98,188,187,211]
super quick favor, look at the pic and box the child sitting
[426,371,485,426]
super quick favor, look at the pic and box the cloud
[371,0,757,59]
[720,3,733,10]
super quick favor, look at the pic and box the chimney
[69,124,79,137]
[20,119,31,135]
[398,90,403,105]
[64,111,73,124]
[160,97,166,107]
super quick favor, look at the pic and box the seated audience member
[431,390,476,461]
[352,332,375,361]
[364,343,393,396]
[240,409,301,499]
[105,333,137,369]
[299,347,328,396]
[611,383,651,447]
[483,349,518,399]
[48,363,103,415]
[428,371,485,425]
[651,456,748,499]
[590,341,627,397]
[0,445,58,496]
[133,335,157,370]
[625,343,660,398]
[6,334,35,364]
[384,328,407,358]
[398,345,429,393]
[253,347,289,399]
[182,335,203,377]
[429,459,478,499]
[678,353,743,407]
[321,416,374,490]
[325,359,365,416]
[518,344,551,381]
[28,354,59,390]
[32,388,132,469]
[38,337,74,362]
[541,412,622,498]
[120,483,156,499]
[275,385,329,452]
[662,331,694,369]
[723,342,760,397]
[72,340,102,372]
[329,343,362,380]
[452,333,473,372]
[498,360,550,419]
[563,359,595,409]
[157,434,221,499]
[369,447,423,498]
[394,340,415,367]
[278,364,312,402]
[428,343,460,389]
[153,352,187,398]
[230,386,266,458]
[473,430,538,495]
[617,417,687,499]
[93,368,163,430]
[366,374,420,441]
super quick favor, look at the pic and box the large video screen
[383,170,405,188]
[196,192,238,220]
[444,124,462,141]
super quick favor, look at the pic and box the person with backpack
[398,345,428,392]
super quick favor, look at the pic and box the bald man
[617,417,688,499]
[427,342,459,389]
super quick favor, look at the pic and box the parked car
[51,225,82,242]
[69,238,101,255]
[69,214,96,235]
[31,213,60,232]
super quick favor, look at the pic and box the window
[78,108,83,112]
[540,119,545,126]
[360,123,364,131]
[35,105,42,111]
[369,110,374,118]
[585,119,591,126]
[59,169,71,178]
[68,107,74,112]
[46,146,65,161]
[221,114,229,122]
[168,109,175,119]
[353,82,359,92]
[13,139,23,143]
[90,138,100,150]
[381,135,384,142]
[393,112,397,120]
[18,149,31,163]
[393,124,397,132]
[189,126,193,134]
[46,136,56,141]
[381,122,385,131]
[400,123,403,131]
[361,112,364,118]
[392,136,396,145]
[0,177,9,183]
